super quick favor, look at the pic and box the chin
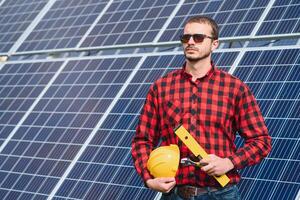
[185,55,201,62]
[185,52,210,62]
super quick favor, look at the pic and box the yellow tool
[174,125,230,187]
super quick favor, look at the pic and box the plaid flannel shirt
[131,63,271,187]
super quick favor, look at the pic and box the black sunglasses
[180,34,214,43]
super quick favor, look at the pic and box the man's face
[182,22,218,62]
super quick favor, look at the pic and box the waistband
[175,184,234,199]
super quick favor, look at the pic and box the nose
[187,36,196,44]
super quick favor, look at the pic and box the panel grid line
[8,0,57,55]
[250,0,276,37]
[47,56,146,200]
[153,0,185,43]
[76,0,114,48]
[0,60,67,153]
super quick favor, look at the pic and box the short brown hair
[184,15,219,40]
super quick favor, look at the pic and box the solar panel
[158,0,270,42]
[256,0,300,35]
[232,48,300,200]
[0,1,299,200]
[0,0,48,53]
[80,0,180,47]
[17,0,110,52]
[50,51,239,199]
[0,61,63,146]
[0,57,141,199]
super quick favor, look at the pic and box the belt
[176,185,221,199]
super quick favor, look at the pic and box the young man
[132,15,271,200]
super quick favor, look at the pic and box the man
[131,15,271,200]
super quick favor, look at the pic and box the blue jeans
[161,185,240,200]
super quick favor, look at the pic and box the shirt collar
[181,61,215,81]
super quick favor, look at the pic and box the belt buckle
[188,186,198,196]
[195,187,207,195]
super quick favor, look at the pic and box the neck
[186,58,212,81]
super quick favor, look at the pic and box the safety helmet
[147,144,180,178]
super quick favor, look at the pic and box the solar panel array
[257,0,300,35]
[233,48,300,200]
[0,0,299,200]
[17,0,110,52]
[80,0,180,47]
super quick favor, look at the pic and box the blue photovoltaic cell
[159,0,268,42]
[257,0,300,35]
[0,1,299,199]
[17,0,109,52]
[0,61,62,147]
[80,0,180,47]
[232,48,300,200]
[53,52,238,199]
[0,0,47,53]
[0,57,140,199]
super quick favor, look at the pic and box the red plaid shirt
[132,63,271,187]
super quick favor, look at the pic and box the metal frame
[4,32,298,58]
[0,0,6,7]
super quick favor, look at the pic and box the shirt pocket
[162,99,182,128]
[161,99,190,154]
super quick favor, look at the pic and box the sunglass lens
[180,34,191,43]
[180,34,205,43]
[193,34,205,43]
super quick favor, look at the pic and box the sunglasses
[180,34,214,43]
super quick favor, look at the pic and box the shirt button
[191,117,196,124]
[192,94,197,104]
[191,109,196,115]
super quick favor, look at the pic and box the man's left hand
[200,154,234,176]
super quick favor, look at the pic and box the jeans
[161,185,241,200]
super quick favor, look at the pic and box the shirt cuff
[228,155,242,170]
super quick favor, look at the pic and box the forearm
[131,84,161,182]
[228,135,271,169]
[131,137,153,181]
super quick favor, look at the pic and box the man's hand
[146,177,176,193]
[200,154,234,176]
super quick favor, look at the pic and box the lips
[185,46,198,51]
[185,48,198,54]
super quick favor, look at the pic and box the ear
[211,39,219,51]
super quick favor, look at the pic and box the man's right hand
[146,177,176,193]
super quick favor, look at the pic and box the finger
[161,181,176,193]
[201,163,214,172]
[166,185,176,193]
[209,170,222,176]
[206,168,216,175]
[165,181,176,189]
[201,157,211,163]
[158,177,176,183]
[199,159,209,166]
[207,154,216,158]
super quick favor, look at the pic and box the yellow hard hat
[147,144,180,178]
